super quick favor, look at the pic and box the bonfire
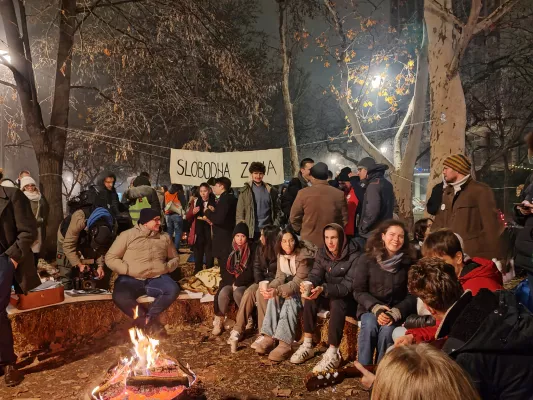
[91,307,195,400]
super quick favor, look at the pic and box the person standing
[121,175,161,225]
[20,176,48,267]
[164,184,185,252]
[91,171,123,217]
[290,162,348,247]
[356,157,395,242]
[280,158,314,222]
[186,183,215,273]
[0,172,39,387]
[431,154,502,260]
[337,167,364,238]
[236,162,279,241]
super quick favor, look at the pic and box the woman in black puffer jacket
[353,219,417,365]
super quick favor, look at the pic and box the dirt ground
[0,323,369,400]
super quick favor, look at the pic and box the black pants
[193,222,213,274]
[303,295,358,347]
[213,247,232,317]
[0,255,16,366]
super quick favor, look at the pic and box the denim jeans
[358,312,396,364]
[0,255,16,365]
[166,214,183,251]
[112,274,180,319]
[261,296,302,344]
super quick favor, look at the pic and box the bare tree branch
[393,96,414,169]
[0,79,16,89]
[75,0,145,14]
[474,0,521,35]
[70,85,116,103]
[425,0,464,28]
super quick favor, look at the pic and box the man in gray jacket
[106,208,180,331]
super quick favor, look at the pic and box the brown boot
[254,335,276,355]
[4,365,24,387]
[268,341,292,362]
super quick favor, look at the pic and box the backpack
[129,196,151,224]
[60,189,99,238]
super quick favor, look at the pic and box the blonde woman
[354,344,480,400]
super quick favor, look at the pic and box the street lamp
[330,158,337,165]
[371,75,382,89]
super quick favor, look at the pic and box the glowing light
[380,146,388,154]
[371,75,382,89]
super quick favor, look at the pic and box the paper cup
[259,280,269,291]
[303,281,313,297]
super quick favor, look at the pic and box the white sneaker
[227,329,240,344]
[250,335,265,350]
[245,317,254,330]
[212,316,224,336]
[312,348,341,373]
[290,343,315,364]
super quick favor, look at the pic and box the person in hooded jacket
[290,223,361,372]
[356,157,395,241]
[91,171,122,217]
[121,175,161,224]
[407,258,533,400]
[395,230,503,345]
[212,222,256,336]
[353,220,417,365]
[254,228,317,361]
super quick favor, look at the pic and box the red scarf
[226,240,250,277]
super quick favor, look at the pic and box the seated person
[404,258,533,400]
[411,217,432,259]
[291,223,361,372]
[228,225,280,352]
[212,222,255,336]
[353,220,416,364]
[106,209,180,332]
[395,230,504,344]
[254,228,316,361]
[57,206,115,289]
[353,344,480,400]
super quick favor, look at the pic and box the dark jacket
[204,191,237,258]
[91,171,123,217]
[0,186,40,293]
[281,173,308,219]
[426,181,444,216]
[358,165,395,238]
[186,195,216,245]
[307,223,362,298]
[220,241,256,288]
[352,253,416,319]
[290,180,348,247]
[253,246,278,283]
[513,173,533,273]
[432,178,502,259]
[438,289,533,400]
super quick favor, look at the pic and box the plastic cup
[303,281,313,297]
[259,280,269,291]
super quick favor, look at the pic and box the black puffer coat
[307,223,362,298]
[438,289,533,400]
[253,247,277,283]
[352,253,416,319]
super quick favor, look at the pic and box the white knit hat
[20,176,37,189]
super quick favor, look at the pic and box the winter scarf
[24,190,42,202]
[377,252,404,273]
[226,241,250,277]
[450,174,471,194]
[279,254,297,276]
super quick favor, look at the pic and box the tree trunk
[425,0,469,195]
[394,23,429,230]
[278,0,299,177]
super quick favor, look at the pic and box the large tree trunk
[393,23,429,230]
[277,0,299,177]
[425,2,467,194]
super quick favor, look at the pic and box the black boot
[4,365,24,387]
[146,316,168,338]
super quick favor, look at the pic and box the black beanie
[138,208,161,225]
[233,222,249,238]
[310,162,329,180]
[337,167,352,182]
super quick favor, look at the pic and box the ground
[0,322,369,400]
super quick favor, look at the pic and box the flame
[129,327,160,372]
[133,306,139,320]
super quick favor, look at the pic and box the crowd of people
[1,146,533,399]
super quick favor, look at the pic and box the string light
[510,164,533,171]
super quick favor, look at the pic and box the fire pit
[90,309,196,400]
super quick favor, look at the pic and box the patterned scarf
[226,240,250,277]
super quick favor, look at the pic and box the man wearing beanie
[106,208,180,333]
[356,157,395,241]
[431,153,502,259]
[290,162,348,247]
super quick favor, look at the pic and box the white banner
[170,148,284,187]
